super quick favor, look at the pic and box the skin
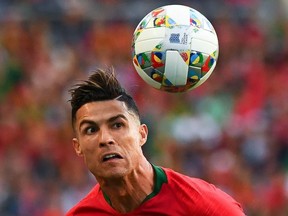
[72,100,154,213]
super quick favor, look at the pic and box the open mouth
[102,153,123,162]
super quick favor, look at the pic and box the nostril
[99,140,114,148]
[99,143,106,147]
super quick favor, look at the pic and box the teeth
[104,154,116,159]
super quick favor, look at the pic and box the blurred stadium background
[0,0,288,215]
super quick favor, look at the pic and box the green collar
[102,164,167,206]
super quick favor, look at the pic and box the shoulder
[162,167,215,190]
[162,167,223,193]
[161,167,245,216]
[65,184,101,216]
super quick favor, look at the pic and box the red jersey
[66,166,244,216]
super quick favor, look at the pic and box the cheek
[123,135,143,157]
[82,147,101,173]
[79,135,96,148]
[78,138,99,161]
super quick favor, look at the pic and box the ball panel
[189,51,205,67]
[192,60,217,89]
[201,55,215,75]
[133,62,162,89]
[165,5,190,25]
[151,51,165,69]
[136,27,166,43]
[191,35,218,55]
[188,66,201,83]
[134,51,166,72]
[134,28,166,54]
[190,8,215,32]
[135,52,151,69]
[150,69,164,83]
[164,50,188,86]
[135,38,163,56]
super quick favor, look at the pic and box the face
[72,100,148,180]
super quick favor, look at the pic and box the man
[66,67,245,215]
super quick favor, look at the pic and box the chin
[95,166,130,180]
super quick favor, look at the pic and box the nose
[98,127,115,147]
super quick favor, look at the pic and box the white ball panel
[164,50,188,85]
[136,28,166,42]
[165,5,190,25]
[135,38,163,55]
[191,37,218,55]
[193,29,218,44]
[135,28,166,54]
[191,29,218,53]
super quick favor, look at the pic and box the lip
[101,152,123,162]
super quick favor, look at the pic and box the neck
[99,160,154,213]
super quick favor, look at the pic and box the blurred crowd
[0,0,288,215]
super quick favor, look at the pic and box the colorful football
[132,5,219,93]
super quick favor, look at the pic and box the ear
[72,138,83,157]
[139,124,148,146]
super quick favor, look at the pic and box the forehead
[75,100,137,125]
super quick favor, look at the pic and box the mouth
[102,153,123,162]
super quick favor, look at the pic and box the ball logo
[169,32,188,45]
[169,33,180,43]
[181,33,188,45]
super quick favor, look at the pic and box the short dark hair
[69,67,140,128]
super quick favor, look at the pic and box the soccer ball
[132,5,219,93]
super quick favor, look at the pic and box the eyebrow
[78,114,128,130]
[108,114,128,123]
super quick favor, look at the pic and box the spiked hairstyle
[69,67,140,129]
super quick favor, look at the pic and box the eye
[85,126,97,135]
[113,122,124,129]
